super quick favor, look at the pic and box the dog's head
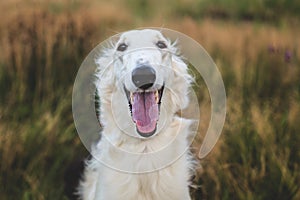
[96,29,192,138]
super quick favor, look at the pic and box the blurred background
[0,0,299,199]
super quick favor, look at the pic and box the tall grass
[180,19,300,200]
[0,0,299,199]
[173,0,300,23]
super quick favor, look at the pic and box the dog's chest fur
[102,159,190,200]
[81,117,193,200]
[92,151,191,200]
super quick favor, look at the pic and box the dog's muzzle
[124,66,164,138]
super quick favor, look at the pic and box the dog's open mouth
[125,86,164,138]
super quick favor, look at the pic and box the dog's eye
[156,41,167,49]
[117,43,128,51]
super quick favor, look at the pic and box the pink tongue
[132,92,159,134]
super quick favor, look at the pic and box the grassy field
[0,0,299,199]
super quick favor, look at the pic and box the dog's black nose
[132,65,156,90]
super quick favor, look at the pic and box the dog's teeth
[130,92,134,103]
[155,90,159,104]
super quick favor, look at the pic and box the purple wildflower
[284,50,292,63]
[268,44,275,53]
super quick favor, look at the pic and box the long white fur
[79,29,195,200]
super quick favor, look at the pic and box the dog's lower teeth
[155,90,159,104]
[130,92,134,104]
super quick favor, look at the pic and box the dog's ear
[171,56,193,109]
[171,56,189,75]
[95,49,115,86]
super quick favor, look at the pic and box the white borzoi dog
[79,29,195,200]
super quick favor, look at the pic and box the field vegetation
[0,0,299,199]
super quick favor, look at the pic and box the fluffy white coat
[79,29,195,200]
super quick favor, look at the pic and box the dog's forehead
[118,29,167,47]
